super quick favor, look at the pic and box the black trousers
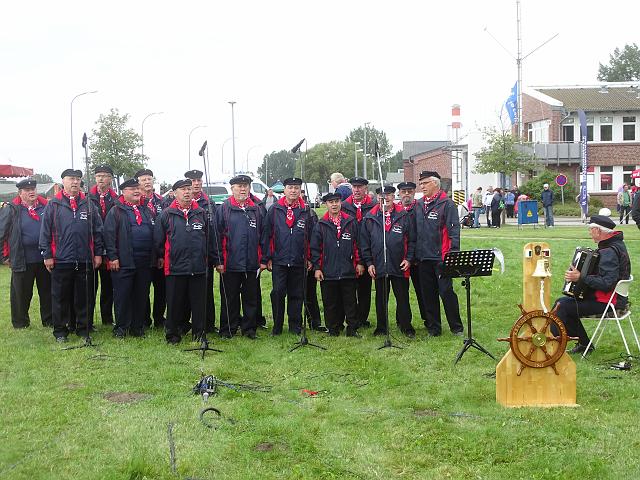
[410,264,428,321]
[219,271,258,337]
[305,270,322,327]
[180,267,216,333]
[145,267,166,328]
[620,205,631,223]
[320,279,358,335]
[10,263,52,328]
[94,266,114,324]
[355,274,372,327]
[491,209,501,228]
[270,264,305,334]
[552,296,608,346]
[374,276,412,333]
[51,266,94,339]
[112,267,152,335]
[418,260,463,335]
[506,205,515,218]
[165,274,206,342]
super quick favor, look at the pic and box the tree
[88,108,146,182]
[32,173,54,184]
[298,141,355,186]
[386,150,403,175]
[345,125,393,180]
[597,43,640,82]
[257,150,297,186]
[473,126,535,186]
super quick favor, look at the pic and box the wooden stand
[496,242,578,407]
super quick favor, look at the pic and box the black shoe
[568,343,595,355]
[402,330,416,339]
[113,329,126,339]
[373,329,387,336]
[328,330,340,337]
[244,331,257,340]
[346,330,361,338]
[55,336,68,343]
[13,325,29,329]
[452,330,464,337]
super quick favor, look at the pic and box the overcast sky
[1,0,637,184]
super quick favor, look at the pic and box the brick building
[522,83,640,207]
[402,140,469,193]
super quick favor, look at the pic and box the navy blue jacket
[342,194,377,227]
[39,191,104,266]
[414,191,460,262]
[360,204,416,278]
[584,231,631,305]
[141,191,165,219]
[0,196,48,272]
[541,189,554,207]
[103,199,156,269]
[154,200,211,276]
[310,211,360,280]
[194,191,216,222]
[261,198,312,267]
[213,197,263,272]
[89,186,118,221]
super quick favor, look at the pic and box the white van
[204,176,270,204]
[303,182,320,207]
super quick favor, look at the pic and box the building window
[623,116,636,141]
[563,125,575,141]
[526,123,533,142]
[623,165,637,186]
[587,126,593,141]
[600,116,613,142]
[600,166,613,190]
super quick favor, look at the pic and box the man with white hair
[552,215,631,355]
[541,183,555,227]
[330,172,352,200]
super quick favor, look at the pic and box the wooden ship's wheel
[498,305,578,376]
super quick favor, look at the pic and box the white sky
[1,0,637,184]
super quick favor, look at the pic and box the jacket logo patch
[341,232,351,240]
[79,211,88,220]
[296,220,305,229]
[248,219,257,228]
[427,211,438,220]
[391,225,403,234]
[192,222,203,230]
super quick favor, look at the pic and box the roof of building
[531,83,640,112]
[402,141,450,160]
[386,171,405,183]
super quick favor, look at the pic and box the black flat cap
[95,165,114,175]
[135,168,154,178]
[419,170,441,180]
[61,168,83,178]
[322,192,342,202]
[230,174,252,185]
[397,181,416,190]
[375,186,396,194]
[172,179,192,191]
[119,178,140,190]
[283,177,303,186]
[349,176,369,186]
[588,215,616,230]
[16,179,37,189]
[184,169,203,179]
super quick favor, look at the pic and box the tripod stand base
[377,337,403,350]
[62,336,98,350]
[454,337,496,364]
[289,334,326,352]
[184,339,222,359]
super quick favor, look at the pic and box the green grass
[1,224,640,479]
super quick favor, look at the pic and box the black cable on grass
[167,423,177,475]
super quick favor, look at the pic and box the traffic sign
[555,174,568,187]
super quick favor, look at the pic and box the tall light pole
[363,122,371,179]
[221,137,235,175]
[141,111,164,158]
[70,90,98,169]
[354,142,363,177]
[245,145,260,172]
[228,101,237,175]
[188,125,207,170]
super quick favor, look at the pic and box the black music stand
[443,249,497,364]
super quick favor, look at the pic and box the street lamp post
[354,141,362,177]
[141,111,164,158]
[70,90,98,169]
[188,125,207,170]
[363,122,370,179]
[245,145,260,173]
[228,101,237,175]
[221,137,235,175]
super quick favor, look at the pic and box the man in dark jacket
[361,186,416,337]
[0,179,52,329]
[137,168,166,329]
[415,171,463,337]
[541,183,554,227]
[260,177,312,335]
[342,177,376,328]
[39,169,104,342]
[552,215,631,355]
[247,192,268,329]
[311,192,364,337]
[89,165,118,325]
[155,179,211,344]
[213,175,263,339]
[104,178,155,338]
[398,181,428,324]
[304,207,327,332]
[185,169,216,334]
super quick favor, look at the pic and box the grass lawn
[1,224,639,479]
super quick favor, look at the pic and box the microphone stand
[289,138,325,352]
[184,140,222,358]
[375,144,402,351]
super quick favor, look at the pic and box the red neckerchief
[119,196,142,225]
[169,199,199,221]
[422,191,441,212]
[62,190,78,215]
[193,191,202,201]
[90,186,117,217]
[330,214,341,238]
[384,208,392,231]
[403,199,416,211]
[22,202,40,220]
[278,196,305,228]
[346,194,372,221]
[229,196,255,209]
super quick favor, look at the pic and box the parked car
[203,178,271,205]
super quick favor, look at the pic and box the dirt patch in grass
[255,442,275,452]
[64,383,84,390]
[103,392,150,404]
[413,408,439,417]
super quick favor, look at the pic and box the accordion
[562,247,599,299]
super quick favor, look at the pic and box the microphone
[291,138,305,153]
[199,140,208,157]
[82,133,87,148]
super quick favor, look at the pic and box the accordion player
[562,247,599,299]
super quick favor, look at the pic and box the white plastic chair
[582,275,639,359]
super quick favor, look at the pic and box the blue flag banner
[578,110,589,218]
[505,81,518,125]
